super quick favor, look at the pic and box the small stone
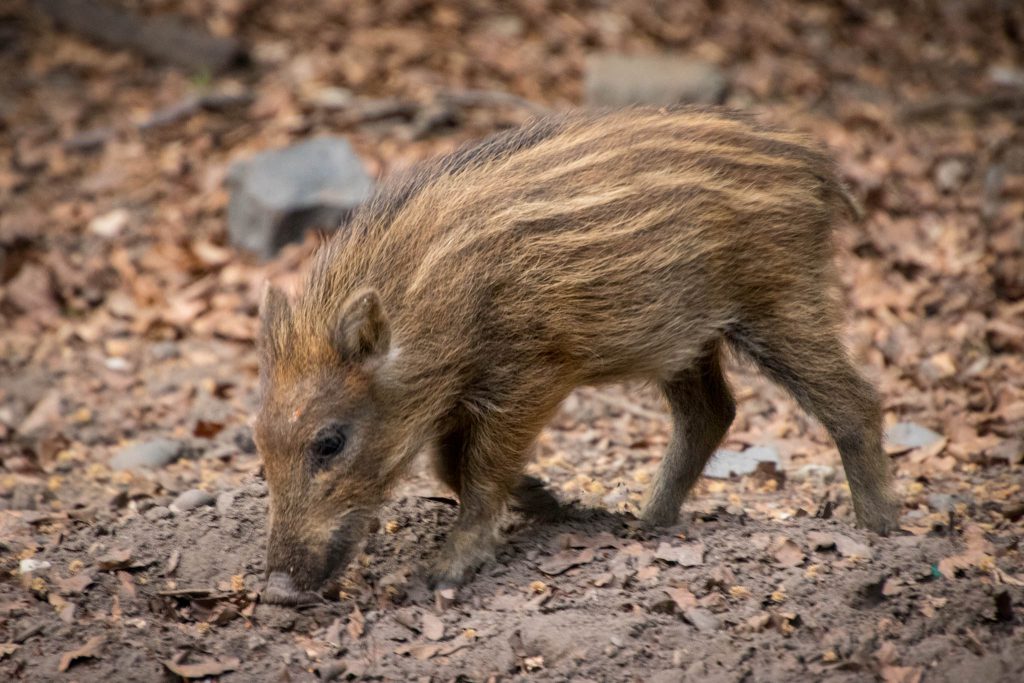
[683,607,720,632]
[19,558,52,574]
[110,439,185,471]
[791,464,837,484]
[244,481,268,498]
[170,489,215,513]
[308,86,354,110]
[927,493,955,512]
[584,53,728,107]
[104,357,131,372]
[919,352,957,382]
[705,446,780,479]
[886,422,943,449]
[88,208,130,238]
[934,159,967,193]
[145,505,172,521]
[215,491,236,516]
[226,137,374,258]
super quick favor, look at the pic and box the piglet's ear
[335,288,390,364]
[259,284,292,366]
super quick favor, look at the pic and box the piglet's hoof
[262,572,325,606]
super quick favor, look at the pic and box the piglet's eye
[308,424,347,470]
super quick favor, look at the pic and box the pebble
[683,607,721,632]
[145,505,173,521]
[110,438,185,471]
[934,158,967,193]
[705,446,780,479]
[244,481,268,498]
[887,422,943,449]
[170,489,216,513]
[19,558,51,574]
[791,463,837,484]
[927,493,955,512]
[216,491,236,516]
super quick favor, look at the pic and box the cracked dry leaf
[654,541,705,566]
[56,573,93,595]
[163,655,240,679]
[421,612,444,641]
[772,538,805,567]
[347,606,365,639]
[538,547,595,576]
[833,534,873,560]
[96,548,133,571]
[58,635,104,672]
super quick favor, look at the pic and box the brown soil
[2,0,1023,680]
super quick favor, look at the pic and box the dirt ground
[1,1,1023,681]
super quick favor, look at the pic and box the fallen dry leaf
[772,538,805,567]
[938,525,994,579]
[421,612,444,641]
[538,548,595,576]
[654,541,705,566]
[664,586,697,611]
[833,534,873,560]
[56,573,93,595]
[880,665,923,683]
[347,606,365,639]
[163,655,240,679]
[58,635,104,672]
[96,548,133,571]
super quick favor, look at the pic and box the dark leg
[729,316,900,534]
[428,410,553,587]
[642,341,736,526]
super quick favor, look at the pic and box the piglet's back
[294,108,855,376]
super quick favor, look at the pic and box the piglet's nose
[262,572,324,606]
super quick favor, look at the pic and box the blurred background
[0,1,1022,679]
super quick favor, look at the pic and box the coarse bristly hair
[256,106,898,599]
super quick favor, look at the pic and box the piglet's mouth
[262,519,374,606]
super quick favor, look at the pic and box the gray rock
[145,505,173,521]
[887,422,943,449]
[244,481,268,498]
[110,438,184,471]
[934,158,967,193]
[682,607,720,632]
[927,493,955,512]
[791,463,837,484]
[704,446,780,479]
[170,489,216,513]
[584,53,728,107]
[215,491,236,516]
[226,137,373,258]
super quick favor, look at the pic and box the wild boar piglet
[254,107,901,604]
